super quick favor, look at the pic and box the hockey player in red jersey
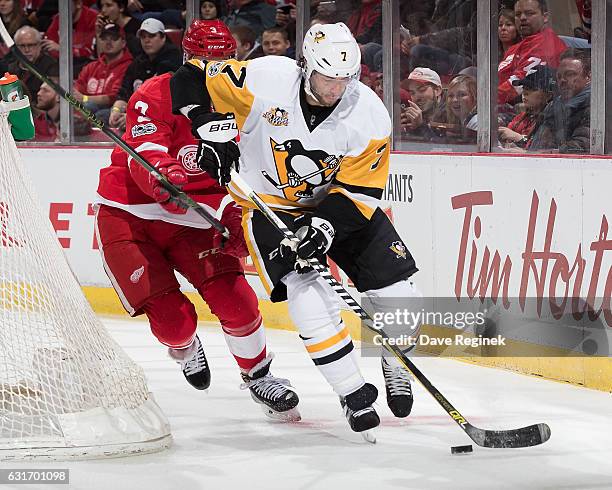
[498,0,567,105]
[94,20,300,421]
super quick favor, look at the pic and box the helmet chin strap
[303,74,324,105]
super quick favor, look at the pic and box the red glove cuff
[214,202,248,258]
[128,157,188,203]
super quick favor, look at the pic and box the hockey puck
[450,444,473,455]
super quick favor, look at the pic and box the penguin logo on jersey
[314,31,326,43]
[263,138,341,200]
[389,241,407,260]
[176,144,204,175]
[263,107,289,126]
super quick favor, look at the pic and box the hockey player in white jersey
[170,22,421,438]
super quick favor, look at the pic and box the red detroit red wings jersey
[498,27,567,104]
[96,73,227,228]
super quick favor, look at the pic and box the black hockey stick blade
[0,21,228,239]
[394,346,552,448]
[466,422,551,448]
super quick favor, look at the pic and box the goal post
[0,102,172,460]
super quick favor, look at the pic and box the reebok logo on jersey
[130,266,145,283]
[389,241,407,259]
[263,107,289,127]
[131,122,157,138]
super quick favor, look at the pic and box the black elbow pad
[170,63,212,115]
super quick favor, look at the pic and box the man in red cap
[94,20,300,421]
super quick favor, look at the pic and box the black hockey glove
[189,108,240,186]
[196,139,240,187]
[278,215,335,274]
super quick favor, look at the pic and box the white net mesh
[0,107,171,459]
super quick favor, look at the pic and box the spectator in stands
[401,67,446,141]
[136,0,229,31]
[230,24,261,60]
[498,65,555,150]
[444,74,477,142]
[43,0,97,74]
[399,0,434,38]
[401,0,476,76]
[346,0,382,74]
[0,0,28,62]
[274,1,296,46]
[74,24,133,123]
[96,0,141,56]
[574,0,591,42]
[498,0,567,105]
[22,0,55,32]
[313,0,354,22]
[224,0,276,39]
[8,26,58,102]
[530,49,591,154]
[200,0,227,20]
[33,79,59,141]
[0,0,27,36]
[498,8,519,59]
[261,26,292,58]
[347,0,382,46]
[142,7,186,31]
[126,1,185,25]
[108,18,181,131]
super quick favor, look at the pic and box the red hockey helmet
[182,20,236,60]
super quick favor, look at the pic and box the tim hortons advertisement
[384,154,611,356]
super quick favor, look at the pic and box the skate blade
[259,404,301,422]
[360,429,376,444]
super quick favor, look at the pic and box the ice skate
[382,357,413,417]
[168,335,211,390]
[340,382,380,443]
[240,354,300,422]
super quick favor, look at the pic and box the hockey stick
[262,166,329,189]
[0,23,229,239]
[230,170,551,449]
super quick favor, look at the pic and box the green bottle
[6,96,35,140]
[0,72,24,102]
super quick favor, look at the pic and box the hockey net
[0,105,171,459]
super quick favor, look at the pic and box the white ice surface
[2,317,611,490]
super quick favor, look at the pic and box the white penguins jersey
[187,56,392,220]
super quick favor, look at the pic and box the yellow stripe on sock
[305,325,350,354]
